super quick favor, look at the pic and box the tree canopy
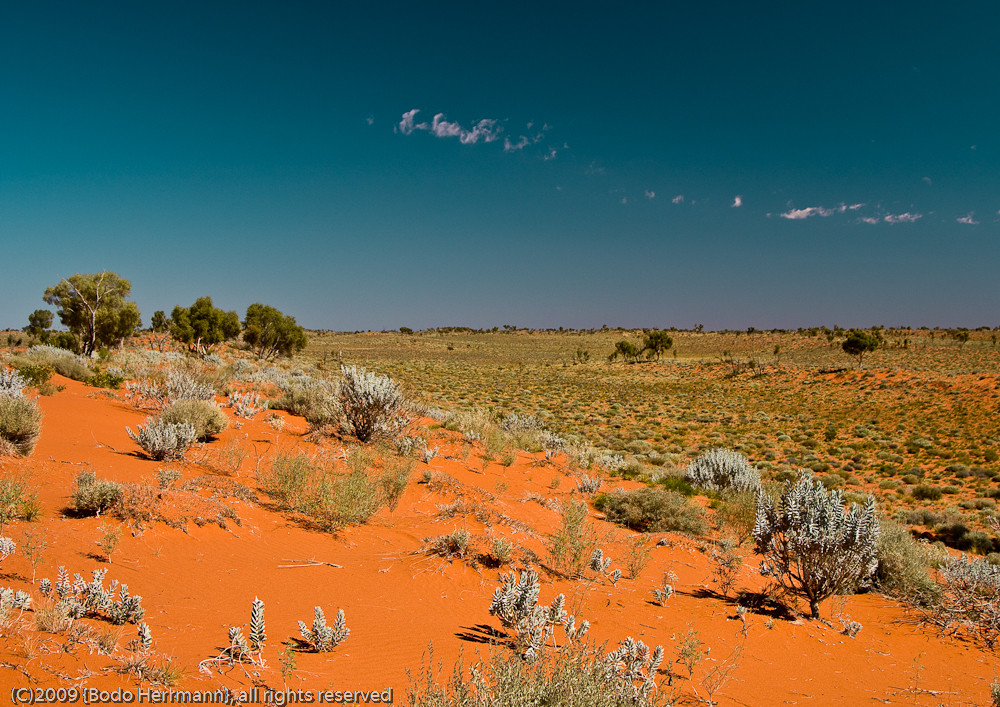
[641,330,673,360]
[43,272,138,356]
[841,330,881,368]
[170,296,241,355]
[23,309,53,342]
[242,303,308,360]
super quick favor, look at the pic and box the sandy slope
[0,374,995,705]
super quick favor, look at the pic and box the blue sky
[2,1,998,331]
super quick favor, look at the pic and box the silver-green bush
[126,417,196,461]
[339,365,408,442]
[161,399,228,440]
[685,447,761,494]
[754,471,879,618]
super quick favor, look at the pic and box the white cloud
[397,109,502,145]
[672,195,684,204]
[366,115,375,126]
[922,176,932,185]
[780,206,832,220]
[503,136,531,152]
[644,190,655,200]
[543,147,558,161]
[883,212,922,224]
[859,216,880,224]
[957,212,979,225]
[781,203,864,220]
[620,197,628,205]
[732,195,743,208]
[398,108,423,135]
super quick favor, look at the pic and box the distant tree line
[22,271,306,360]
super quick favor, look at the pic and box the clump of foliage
[0,476,39,530]
[488,570,586,659]
[242,303,308,360]
[161,399,228,441]
[841,329,882,368]
[298,607,350,652]
[754,471,879,618]
[256,451,384,531]
[929,555,1000,648]
[685,447,761,494]
[339,365,409,442]
[72,471,124,516]
[39,566,145,624]
[548,500,598,577]
[87,369,127,390]
[169,296,241,356]
[406,639,671,707]
[22,345,93,381]
[593,488,707,535]
[604,637,664,704]
[126,417,197,461]
[199,598,267,674]
[271,381,341,427]
[43,272,140,356]
[874,518,941,602]
[0,387,42,456]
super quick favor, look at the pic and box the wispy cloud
[366,115,375,126]
[672,195,684,204]
[732,195,743,208]
[957,212,979,225]
[644,190,655,200]
[882,212,923,224]
[922,176,932,185]
[780,206,832,220]
[780,202,865,220]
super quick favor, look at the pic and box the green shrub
[257,452,315,510]
[24,346,93,381]
[10,362,54,388]
[594,488,707,535]
[72,471,124,516]
[312,468,383,530]
[88,370,126,390]
[548,500,597,576]
[161,399,228,440]
[271,383,340,426]
[0,476,39,531]
[257,451,383,531]
[874,518,940,602]
[656,476,695,496]
[912,485,943,501]
[0,395,42,456]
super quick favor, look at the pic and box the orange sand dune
[0,374,995,705]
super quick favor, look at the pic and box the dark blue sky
[2,1,998,330]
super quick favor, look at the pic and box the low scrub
[0,395,42,456]
[594,488,707,535]
[161,399,228,440]
[72,471,124,516]
[407,640,670,707]
[874,518,941,603]
[23,346,93,381]
[256,451,385,531]
[685,448,761,494]
[126,417,196,461]
[271,382,341,427]
[339,366,408,442]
